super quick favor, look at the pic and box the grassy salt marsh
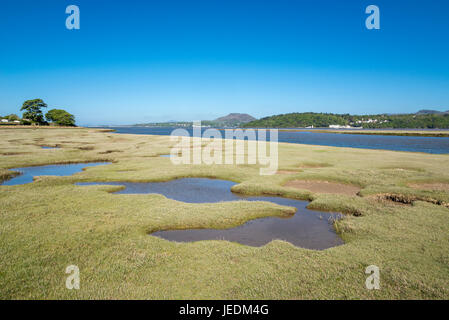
[0,127,449,299]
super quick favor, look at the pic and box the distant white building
[354,119,389,125]
[329,124,351,129]
[1,119,9,123]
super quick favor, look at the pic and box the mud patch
[78,146,95,151]
[368,195,411,207]
[0,170,19,182]
[284,180,360,196]
[376,193,449,208]
[99,149,123,154]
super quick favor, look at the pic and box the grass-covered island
[1,128,448,299]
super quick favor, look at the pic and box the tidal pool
[76,178,343,249]
[1,162,110,186]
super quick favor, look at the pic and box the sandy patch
[284,180,360,196]
[409,183,449,192]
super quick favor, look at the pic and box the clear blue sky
[1,0,448,125]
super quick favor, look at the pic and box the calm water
[1,162,110,186]
[101,126,449,154]
[77,178,343,249]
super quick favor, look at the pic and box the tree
[45,109,76,126]
[7,114,20,121]
[20,99,47,124]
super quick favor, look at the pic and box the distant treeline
[133,113,256,128]
[1,99,76,126]
[241,112,449,129]
[132,122,191,127]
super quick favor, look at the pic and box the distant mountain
[210,113,256,126]
[131,113,256,128]
[416,109,449,115]
[200,113,256,127]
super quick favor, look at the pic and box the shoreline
[0,125,83,129]
[4,125,449,137]
[6,126,447,154]
[277,129,449,137]
[0,125,116,132]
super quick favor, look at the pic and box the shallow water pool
[1,162,110,186]
[77,178,343,249]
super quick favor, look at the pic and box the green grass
[0,128,448,299]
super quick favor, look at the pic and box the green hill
[242,112,449,129]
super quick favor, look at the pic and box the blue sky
[0,0,448,125]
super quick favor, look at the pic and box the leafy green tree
[45,109,76,126]
[7,114,20,121]
[20,99,47,124]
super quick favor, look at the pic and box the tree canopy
[7,114,20,121]
[242,112,449,129]
[20,99,47,124]
[45,109,76,126]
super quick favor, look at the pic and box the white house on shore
[329,124,351,129]
[1,119,22,124]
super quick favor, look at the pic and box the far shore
[0,125,82,129]
[276,128,449,137]
[3,125,449,137]
[0,125,116,132]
